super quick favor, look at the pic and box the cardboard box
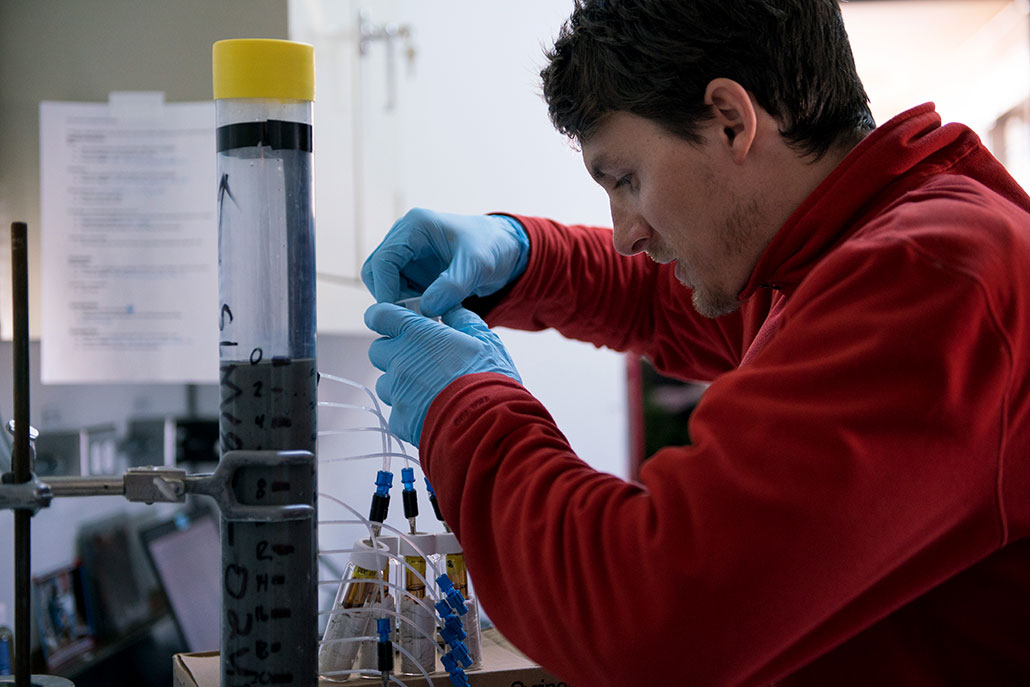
[173,629,571,686]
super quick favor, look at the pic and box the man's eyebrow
[588,153,612,183]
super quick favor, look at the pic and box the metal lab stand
[1,223,317,687]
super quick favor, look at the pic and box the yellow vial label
[342,565,381,608]
[405,555,427,599]
[446,553,468,597]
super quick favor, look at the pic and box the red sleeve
[489,214,750,380]
[420,234,1012,686]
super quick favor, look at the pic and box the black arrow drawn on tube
[217,173,238,227]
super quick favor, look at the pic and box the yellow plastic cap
[213,39,314,101]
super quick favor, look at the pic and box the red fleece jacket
[420,104,1030,686]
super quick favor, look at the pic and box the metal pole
[10,222,30,687]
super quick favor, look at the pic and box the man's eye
[614,174,632,189]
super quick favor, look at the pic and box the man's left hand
[365,303,522,446]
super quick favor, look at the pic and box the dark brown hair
[541,0,875,158]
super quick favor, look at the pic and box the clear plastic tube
[214,38,317,687]
[317,450,418,467]
[318,601,438,646]
[217,95,317,452]
[319,372,410,472]
[399,533,438,676]
[316,401,393,467]
[319,494,443,581]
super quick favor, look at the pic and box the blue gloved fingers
[388,407,416,446]
[420,269,475,317]
[374,371,394,406]
[359,252,378,298]
[441,307,523,385]
[362,209,454,303]
[364,302,424,339]
[441,306,490,334]
[419,220,517,316]
[361,241,417,304]
[363,256,524,446]
[363,209,529,314]
[367,335,396,373]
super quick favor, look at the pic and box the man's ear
[704,78,757,164]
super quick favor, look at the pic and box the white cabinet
[291,0,405,333]
[291,0,613,334]
[290,1,630,479]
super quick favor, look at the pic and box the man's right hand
[360,208,530,317]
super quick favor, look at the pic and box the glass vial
[437,532,482,669]
[319,538,390,681]
[398,533,437,676]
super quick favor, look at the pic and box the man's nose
[611,202,651,256]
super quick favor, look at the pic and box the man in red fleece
[362,1,1030,684]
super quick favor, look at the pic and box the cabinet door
[388,0,608,221]
[295,1,629,478]
[291,0,407,333]
[294,0,611,333]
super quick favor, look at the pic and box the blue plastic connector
[451,641,473,668]
[436,573,468,615]
[376,617,394,673]
[425,478,447,523]
[436,598,453,619]
[401,467,419,527]
[369,470,394,524]
[441,614,466,643]
[440,617,466,647]
[401,467,416,491]
[441,653,470,687]
[377,617,391,643]
[448,669,470,687]
[375,470,394,497]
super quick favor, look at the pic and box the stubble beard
[688,195,763,319]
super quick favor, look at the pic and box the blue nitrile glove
[365,303,521,446]
[361,208,530,317]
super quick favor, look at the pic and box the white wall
[841,0,1030,187]
[294,0,632,495]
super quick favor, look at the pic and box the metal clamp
[123,466,187,504]
[186,449,315,522]
[0,472,52,514]
[0,467,190,511]
[0,450,315,516]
